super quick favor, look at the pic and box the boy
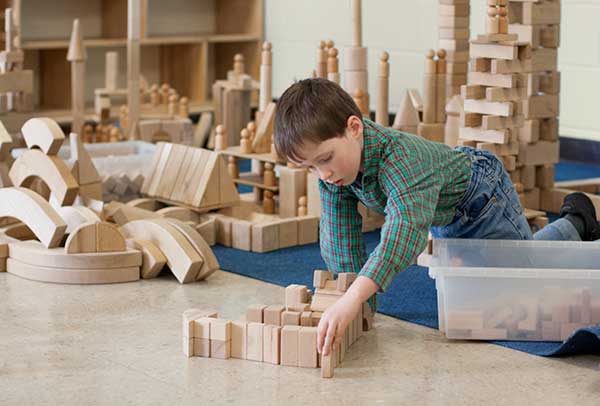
[273,78,599,356]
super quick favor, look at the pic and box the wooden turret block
[336,272,357,292]
[313,269,333,289]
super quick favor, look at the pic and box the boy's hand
[317,292,362,356]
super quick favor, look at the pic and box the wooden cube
[263,324,281,365]
[313,270,333,289]
[298,327,318,368]
[193,317,212,340]
[300,312,312,327]
[281,325,300,367]
[263,304,285,326]
[209,319,232,341]
[311,311,323,327]
[231,320,247,359]
[282,310,301,326]
[246,322,264,362]
[210,340,231,359]
[336,272,357,292]
[285,284,308,307]
[246,304,267,323]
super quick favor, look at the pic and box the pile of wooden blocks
[438,0,471,98]
[182,270,374,378]
[443,287,600,342]
[101,172,144,202]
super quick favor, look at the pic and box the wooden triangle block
[70,133,100,186]
[253,102,276,153]
[392,91,420,130]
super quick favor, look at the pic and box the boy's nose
[318,169,332,181]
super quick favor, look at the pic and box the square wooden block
[210,339,231,359]
[282,310,301,326]
[263,304,285,326]
[209,319,232,341]
[251,222,279,253]
[246,304,267,323]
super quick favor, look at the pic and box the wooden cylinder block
[343,47,367,71]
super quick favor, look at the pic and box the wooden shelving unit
[8,0,263,116]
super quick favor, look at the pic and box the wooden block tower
[343,0,369,116]
[67,19,86,136]
[508,0,561,210]
[438,0,471,98]
[417,49,447,143]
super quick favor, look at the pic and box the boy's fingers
[322,323,337,356]
[317,319,328,354]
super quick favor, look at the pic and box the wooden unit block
[522,1,561,25]
[280,325,300,367]
[439,15,470,29]
[516,120,539,144]
[263,324,281,365]
[193,338,210,357]
[231,219,252,251]
[298,327,318,368]
[336,272,357,292]
[460,112,483,127]
[482,115,524,131]
[459,127,510,144]
[439,28,469,40]
[21,117,65,155]
[282,311,301,326]
[313,270,333,289]
[215,216,233,247]
[251,222,279,253]
[417,123,445,143]
[446,74,467,86]
[300,311,312,327]
[297,216,319,245]
[539,72,560,95]
[485,87,526,103]
[464,99,513,117]
[521,165,536,191]
[517,141,559,166]
[277,165,306,218]
[246,304,267,323]
[209,318,232,341]
[246,322,264,362]
[470,42,517,61]
[183,337,194,357]
[310,293,341,312]
[321,351,334,378]
[306,172,321,217]
[540,118,559,142]
[446,310,484,330]
[467,72,516,89]
[263,304,285,326]
[231,320,248,359]
[439,4,470,17]
[285,284,308,307]
[277,218,298,248]
[447,62,469,75]
[461,85,485,100]
[444,50,470,63]
[522,94,559,119]
[210,340,231,359]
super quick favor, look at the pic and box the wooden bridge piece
[21,117,65,155]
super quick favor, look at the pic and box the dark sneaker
[559,192,600,241]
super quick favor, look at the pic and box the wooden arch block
[119,219,204,283]
[126,238,167,279]
[0,187,66,248]
[21,117,65,155]
[65,221,126,254]
[9,149,79,206]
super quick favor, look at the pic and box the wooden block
[482,115,524,131]
[298,327,318,368]
[285,284,308,307]
[287,303,311,312]
[521,165,536,190]
[297,216,319,245]
[183,337,194,357]
[321,351,334,378]
[246,322,264,362]
[282,310,301,326]
[246,304,267,323]
[468,72,516,88]
[231,219,252,251]
[281,325,300,367]
[438,15,469,29]
[263,304,284,326]
[310,293,341,312]
[470,42,518,61]
[278,165,306,218]
[193,338,210,357]
[300,311,312,327]
[126,239,166,279]
[215,216,233,247]
[459,127,510,144]
[439,28,469,40]
[210,339,231,359]
[417,123,445,143]
[522,94,559,119]
[231,320,248,359]
[446,310,484,330]
[517,141,559,166]
[336,272,357,292]
[263,324,281,365]
[209,318,232,341]
[464,99,513,117]
[444,50,470,63]
[311,312,323,327]
[21,117,64,155]
[439,4,470,17]
[277,218,298,248]
[251,222,279,253]
[517,120,539,143]
[540,118,559,142]
[523,1,560,25]
[461,85,485,100]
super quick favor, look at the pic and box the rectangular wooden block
[313,270,333,289]
[522,94,559,119]
[251,222,279,253]
[231,219,252,251]
[439,4,470,17]
[231,320,247,359]
[297,216,319,245]
[417,123,445,143]
[298,327,318,368]
[321,351,334,378]
[278,165,307,218]
[438,15,469,29]
[517,141,559,166]
[276,219,298,249]
[285,284,308,307]
[246,304,267,323]
[446,310,484,330]
[464,99,513,117]
[210,339,231,359]
[300,311,312,327]
[246,322,264,362]
[470,42,518,61]
[468,72,516,89]
[523,1,560,25]
[193,317,212,340]
[282,310,301,326]
[183,337,193,357]
[263,304,285,326]
[280,325,300,367]
[311,312,323,327]
[263,324,281,365]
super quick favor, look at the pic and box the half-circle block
[165,219,219,281]
[0,187,66,248]
[9,240,141,269]
[7,258,139,284]
[9,149,79,206]
[119,219,203,283]
[156,206,202,223]
[56,205,101,234]
[126,238,167,279]
[65,221,127,254]
[21,117,65,155]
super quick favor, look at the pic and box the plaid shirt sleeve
[319,179,368,274]
[358,152,441,291]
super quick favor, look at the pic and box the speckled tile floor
[1,270,599,406]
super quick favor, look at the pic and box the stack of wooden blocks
[507,0,561,211]
[438,0,471,98]
[182,270,375,378]
[417,49,448,143]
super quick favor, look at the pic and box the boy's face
[291,116,364,187]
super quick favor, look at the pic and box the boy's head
[274,78,364,187]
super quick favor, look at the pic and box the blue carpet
[214,160,600,357]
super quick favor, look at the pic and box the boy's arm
[318,179,367,275]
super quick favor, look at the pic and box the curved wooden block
[0,187,66,248]
[119,219,203,283]
[7,258,139,284]
[9,240,141,269]
[9,149,79,206]
[21,117,65,155]
[126,238,167,279]
[56,205,101,233]
[156,206,202,223]
[126,198,164,211]
[65,221,127,254]
[3,222,36,240]
[166,219,220,281]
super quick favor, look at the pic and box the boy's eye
[319,154,332,164]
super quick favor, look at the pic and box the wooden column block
[300,311,312,327]
[281,325,300,367]
[263,304,285,326]
[298,327,318,368]
[246,322,264,362]
[263,324,281,365]
[278,165,306,218]
[231,320,248,359]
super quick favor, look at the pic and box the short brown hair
[274,78,362,162]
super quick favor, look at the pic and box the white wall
[265,0,600,141]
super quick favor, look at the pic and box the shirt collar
[360,118,382,182]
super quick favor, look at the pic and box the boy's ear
[346,115,363,139]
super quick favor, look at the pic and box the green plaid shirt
[319,118,472,291]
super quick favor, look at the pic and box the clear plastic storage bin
[429,239,600,341]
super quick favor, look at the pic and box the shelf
[233,173,279,192]
[220,146,286,165]
[21,38,127,50]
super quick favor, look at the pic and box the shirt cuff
[358,254,397,292]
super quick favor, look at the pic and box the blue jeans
[430,147,580,241]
